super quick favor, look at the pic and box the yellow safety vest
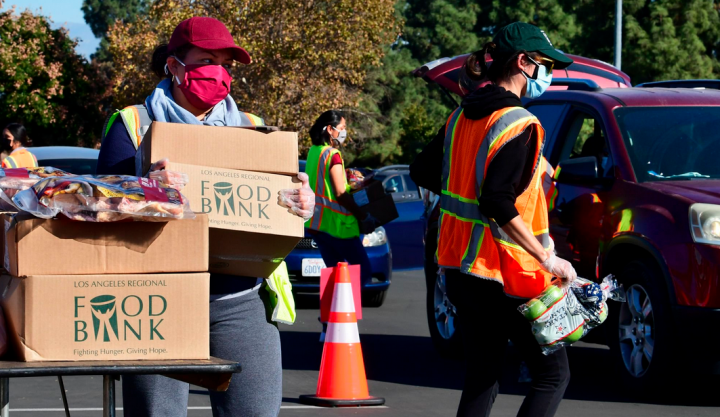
[305,145,359,239]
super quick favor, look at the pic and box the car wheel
[362,290,387,308]
[426,270,463,357]
[608,259,675,391]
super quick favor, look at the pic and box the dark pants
[445,269,570,417]
[312,231,372,286]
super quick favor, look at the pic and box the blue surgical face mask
[523,64,552,99]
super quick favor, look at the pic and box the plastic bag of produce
[0,167,72,211]
[518,275,624,355]
[13,175,195,222]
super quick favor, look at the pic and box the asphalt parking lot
[4,269,720,416]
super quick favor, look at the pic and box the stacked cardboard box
[0,213,211,362]
[137,122,305,278]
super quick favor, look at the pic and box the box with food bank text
[136,122,299,176]
[0,273,210,362]
[168,162,304,278]
[2,213,209,276]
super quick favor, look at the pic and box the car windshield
[614,106,720,182]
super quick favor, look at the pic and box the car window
[37,159,97,175]
[526,104,567,155]
[382,175,405,193]
[403,175,418,193]
[615,106,720,182]
[557,111,613,178]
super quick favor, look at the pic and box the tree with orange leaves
[107,0,399,153]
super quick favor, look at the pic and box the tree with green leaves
[348,0,480,165]
[0,0,112,147]
[82,0,147,38]
[82,0,147,61]
[352,0,720,166]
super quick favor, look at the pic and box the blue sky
[2,0,100,58]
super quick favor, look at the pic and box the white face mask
[325,125,347,144]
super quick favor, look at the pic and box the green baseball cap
[492,22,573,69]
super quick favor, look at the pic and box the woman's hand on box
[148,158,189,191]
[278,172,315,221]
[149,158,169,172]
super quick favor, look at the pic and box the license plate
[301,258,327,277]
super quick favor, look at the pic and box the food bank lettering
[200,180,271,219]
[74,295,167,342]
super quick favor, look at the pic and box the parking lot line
[8,405,389,412]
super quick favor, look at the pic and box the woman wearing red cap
[98,17,311,417]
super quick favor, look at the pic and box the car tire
[425,265,463,358]
[362,290,387,308]
[608,259,676,392]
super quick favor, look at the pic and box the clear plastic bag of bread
[0,167,72,211]
[12,175,195,222]
[518,275,625,355]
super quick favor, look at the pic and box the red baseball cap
[168,17,251,64]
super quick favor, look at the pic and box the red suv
[418,54,720,389]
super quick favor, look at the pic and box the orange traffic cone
[299,262,385,407]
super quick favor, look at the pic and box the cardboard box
[169,162,304,278]
[136,122,299,177]
[3,214,209,277]
[359,195,399,227]
[351,180,386,207]
[0,273,210,362]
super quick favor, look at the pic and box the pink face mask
[172,57,232,110]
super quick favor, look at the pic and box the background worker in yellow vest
[305,110,381,339]
[411,23,577,417]
[2,123,38,169]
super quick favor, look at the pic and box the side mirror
[385,186,398,193]
[555,157,599,184]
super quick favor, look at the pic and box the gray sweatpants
[122,287,282,417]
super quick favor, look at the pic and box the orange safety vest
[437,106,552,298]
[540,157,558,211]
[2,148,38,169]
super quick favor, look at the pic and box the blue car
[372,165,425,270]
[285,161,392,307]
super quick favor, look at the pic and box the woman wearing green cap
[410,22,576,416]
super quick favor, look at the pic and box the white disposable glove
[278,172,315,221]
[539,252,577,284]
[148,158,188,191]
[149,170,189,191]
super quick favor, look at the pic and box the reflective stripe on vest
[103,105,152,150]
[305,145,359,238]
[541,157,558,211]
[243,112,265,126]
[3,148,38,169]
[437,106,552,298]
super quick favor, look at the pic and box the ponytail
[310,110,345,146]
[464,42,496,81]
[150,43,193,79]
[464,41,528,85]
